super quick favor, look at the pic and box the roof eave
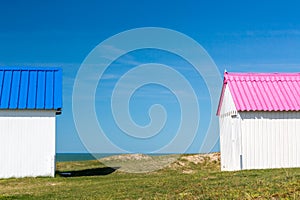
[216,75,228,116]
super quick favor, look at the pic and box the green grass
[1,155,300,199]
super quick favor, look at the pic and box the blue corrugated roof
[0,67,62,113]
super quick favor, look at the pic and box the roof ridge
[227,79,300,82]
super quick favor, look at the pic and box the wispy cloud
[245,30,300,37]
[101,73,120,80]
[226,63,300,72]
[216,29,300,38]
[99,45,144,66]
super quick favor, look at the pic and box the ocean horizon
[56,153,120,162]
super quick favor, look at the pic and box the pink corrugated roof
[217,72,300,115]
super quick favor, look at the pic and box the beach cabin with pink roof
[217,72,300,171]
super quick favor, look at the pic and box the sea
[56,153,118,162]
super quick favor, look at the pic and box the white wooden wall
[219,86,242,171]
[0,110,56,178]
[240,111,300,170]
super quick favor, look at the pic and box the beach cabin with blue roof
[0,67,62,178]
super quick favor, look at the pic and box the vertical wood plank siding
[240,111,300,170]
[0,110,56,178]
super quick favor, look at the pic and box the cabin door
[231,115,242,170]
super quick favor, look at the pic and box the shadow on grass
[57,167,119,177]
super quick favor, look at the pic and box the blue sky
[0,1,300,153]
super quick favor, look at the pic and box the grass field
[1,154,300,199]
